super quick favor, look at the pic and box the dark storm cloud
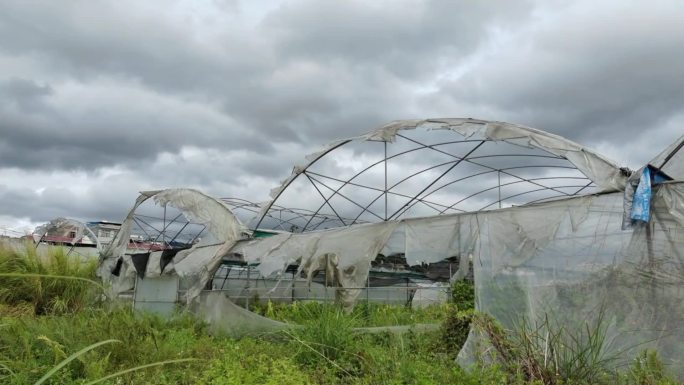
[0,0,533,175]
[266,0,534,79]
[0,1,263,95]
[0,183,129,224]
[433,0,684,145]
[236,0,535,142]
[0,0,683,229]
[0,77,272,170]
[0,0,528,168]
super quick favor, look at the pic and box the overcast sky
[1,0,683,234]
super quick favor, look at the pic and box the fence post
[325,254,328,303]
[246,264,250,310]
[291,269,295,303]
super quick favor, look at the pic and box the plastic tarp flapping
[624,134,684,228]
[241,182,684,378]
[97,188,246,302]
[455,183,684,378]
[630,167,652,222]
[236,221,399,309]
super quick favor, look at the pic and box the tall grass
[472,310,624,384]
[285,303,362,377]
[0,245,99,315]
[0,307,209,384]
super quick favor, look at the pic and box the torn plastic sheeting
[238,182,684,377]
[372,118,628,191]
[474,120,626,191]
[287,221,397,309]
[98,191,156,262]
[404,216,460,266]
[235,232,304,278]
[648,133,684,181]
[170,243,225,277]
[655,181,684,227]
[100,189,245,263]
[184,240,238,303]
[459,182,684,378]
[194,291,289,337]
[98,189,246,299]
[236,221,398,308]
[402,213,482,266]
[152,189,246,242]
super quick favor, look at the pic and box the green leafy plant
[450,279,475,311]
[627,350,677,385]
[440,308,473,358]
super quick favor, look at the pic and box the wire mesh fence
[211,264,451,308]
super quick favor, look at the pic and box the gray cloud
[432,0,684,145]
[0,0,682,230]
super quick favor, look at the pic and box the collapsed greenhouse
[96,118,684,377]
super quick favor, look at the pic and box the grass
[250,299,452,327]
[0,244,680,384]
[0,244,100,315]
[470,311,681,385]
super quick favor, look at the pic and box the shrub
[450,279,475,311]
[626,350,678,385]
[440,308,473,358]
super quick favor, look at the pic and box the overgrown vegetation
[250,298,450,327]
[0,245,679,384]
[470,312,680,385]
[0,244,100,315]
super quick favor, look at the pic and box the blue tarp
[630,167,651,222]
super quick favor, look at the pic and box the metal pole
[162,204,167,246]
[291,270,295,303]
[498,171,502,209]
[384,141,388,221]
[366,273,370,303]
[325,254,329,303]
[246,264,250,309]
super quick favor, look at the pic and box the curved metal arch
[279,144,571,229]
[33,218,103,253]
[292,139,489,228]
[221,197,365,233]
[304,170,463,213]
[254,118,629,233]
[438,177,593,214]
[417,165,589,215]
[478,184,595,211]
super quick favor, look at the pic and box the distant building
[86,221,122,249]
